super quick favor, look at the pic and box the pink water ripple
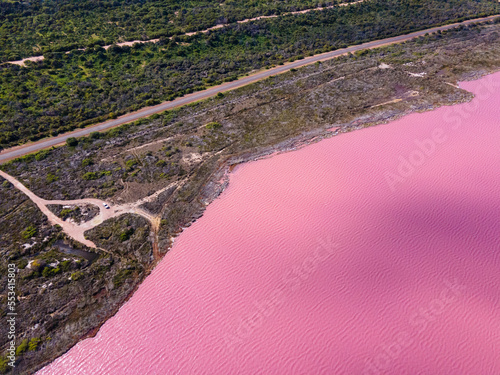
[38,72,500,374]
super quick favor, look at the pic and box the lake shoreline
[33,68,500,375]
[38,69,500,374]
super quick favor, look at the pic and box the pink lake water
[39,72,500,374]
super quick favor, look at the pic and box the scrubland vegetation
[0,0,498,148]
[1,0,359,61]
[0,178,152,374]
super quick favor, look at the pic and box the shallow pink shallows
[39,73,500,374]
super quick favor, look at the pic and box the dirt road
[0,14,499,163]
[0,170,156,249]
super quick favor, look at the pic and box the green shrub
[42,267,50,278]
[119,228,134,242]
[59,208,73,218]
[43,265,60,278]
[22,225,38,239]
[30,259,44,272]
[16,339,29,356]
[35,150,49,161]
[0,355,8,374]
[125,159,138,170]
[46,173,58,183]
[66,137,78,147]
[113,269,133,287]
[28,338,41,351]
[60,260,72,272]
[17,258,28,269]
[82,172,98,180]
[205,122,222,130]
[82,158,93,167]
[70,271,84,281]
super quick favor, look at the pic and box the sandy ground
[181,1,366,36]
[0,170,157,250]
[7,55,45,66]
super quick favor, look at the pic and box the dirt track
[0,170,156,249]
[6,0,365,66]
[0,14,499,165]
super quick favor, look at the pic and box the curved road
[0,169,155,248]
[1,14,498,163]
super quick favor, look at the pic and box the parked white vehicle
[103,203,110,209]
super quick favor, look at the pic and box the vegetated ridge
[0,0,498,149]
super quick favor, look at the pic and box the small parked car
[103,203,110,209]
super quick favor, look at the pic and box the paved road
[1,14,498,163]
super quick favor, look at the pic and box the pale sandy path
[0,170,155,249]
[0,14,499,163]
[6,0,364,66]
[184,0,365,36]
